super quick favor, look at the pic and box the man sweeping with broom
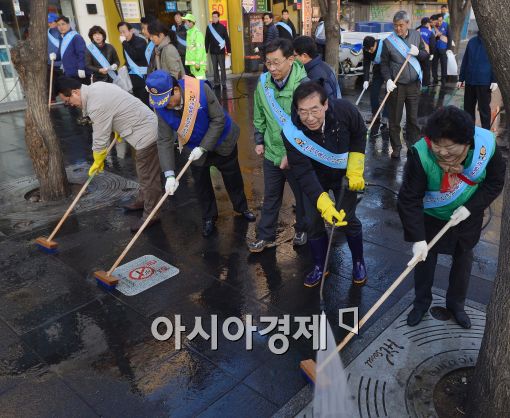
[282,81,368,287]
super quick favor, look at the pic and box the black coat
[283,98,367,203]
[262,23,279,56]
[304,56,341,99]
[172,23,187,57]
[205,22,231,54]
[122,35,148,89]
[397,146,506,251]
[362,41,382,82]
[276,19,296,40]
[85,42,120,83]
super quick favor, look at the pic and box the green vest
[414,128,496,220]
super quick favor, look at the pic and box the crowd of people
[46,8,505,329]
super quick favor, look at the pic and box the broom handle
[368,54,411,132]
[47,139,117,242]
[106,158,193,276]
[355,86,367,106]
[317,219,454,372]
[48,58,55,109]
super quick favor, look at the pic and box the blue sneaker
[352,260,367,286]
[304,265,328,288]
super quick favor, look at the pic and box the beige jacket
[81,82,157,151]
[148,36,185,79]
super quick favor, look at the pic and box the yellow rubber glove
[316,192,348,227]
[346,152,365,191]
[88,148,108,176]
[114,132,122,143]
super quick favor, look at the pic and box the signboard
[256,0,266,13]
[249,14,264,43]
[242,0,255,13]
[165,1,178,12]
[209,0,229,20]
[120,0,141,23]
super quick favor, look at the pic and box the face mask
[185,23,191,29]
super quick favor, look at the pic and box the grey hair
[393,10,410,23]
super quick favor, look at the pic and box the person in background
[457,32,498,130]
[362,36,387,126]
[417,17,436,88]
[140,16,155,40]
[276,9,296,40]
[118,21,150,106]
[441,5,450,25]
[432,13,451,85]
[183,14,207,80]
[47,13,62,101]
[56,16,89,84]
[147,20,185,79]
[171,11,188,70]
[85,25,120,83]
[255,12,279,71]
[205,11,231,89]
[293,35,341,99]
[398,106,505,329]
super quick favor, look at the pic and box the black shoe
[391,148,402,159]
[241,210,256,222]
[202,219,216,237]
[451,309,471,329]
[247,239,276,253]
[122,201,145,212]
[407,308,427,326]
[293,231,307,246]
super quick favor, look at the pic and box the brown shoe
[130,217,160,233]
[122,201,145,211]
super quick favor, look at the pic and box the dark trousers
[387,81,421,150]
[256,158,307,241]
[432,48,448,82]
[370,74,388,118]
[464,84,492,130]
[211,53,226,86]
[135,143,163,220]
[190,145,248,220]
[413,245,473,313]
[306,186,362,240]
[420,57,431,87]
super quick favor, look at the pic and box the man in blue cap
[47,12,62,101]
[147,70,256,237]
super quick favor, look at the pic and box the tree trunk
[448,0,472,54]
[319,0,340,74]
[467,1,510,415]
[11,0,69,201]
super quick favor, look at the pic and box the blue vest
[156,79,232,150]
[437,22,449,50]
[419,27,433,46]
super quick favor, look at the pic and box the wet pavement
[0,74,504,417]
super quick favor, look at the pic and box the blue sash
[386,32,422,82]
[423,128,495,209]
[276,21,293,37]
[87,43,118,80]
[259,72,348,169]
[145,41,155,65]
[208,24,225,49]
[60,30,78,57]
[374,38,384,64]
[48,30,60,49]
[124,51,147,78]
[172,25,187,47]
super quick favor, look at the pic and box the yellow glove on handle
[317,192,348,227]
[346,152,365,191]
[114,132,122,143]
[88,148,108,176]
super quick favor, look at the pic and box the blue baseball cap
[146,70,175,109]
[48,13,58,23]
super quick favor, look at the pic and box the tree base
[433,366,474,417]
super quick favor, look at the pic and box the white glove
[78,69,86,79]
[254,47,259,53]
[490,83,498,92]
[119,35,126,43]
[110,64,118,71]
[408,241,428,266]
[49,52,57,61]
[165,176,179,195]
[386,79,396,93]
[363,81,369,90]
[456,81,464,89]
[409,44,419,56]
[189,146,205,161]
[450,206,471,226]
[429,54,434,61]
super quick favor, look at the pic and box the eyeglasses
[264,58,289,68]
[297,105,325,118]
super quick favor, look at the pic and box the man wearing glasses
[283,81,368,287]
[248,38,309,253]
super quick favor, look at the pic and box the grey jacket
[81,82,157,152]
[148,36,185,79]
[157,83,239,173]
[380,30,428,84]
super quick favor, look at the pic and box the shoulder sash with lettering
[259,72,348,169]
[87,43,118,80]
[60,30,78,57]
[276,21,293,37]
[423,127,495,209]
[145,41,155,65]
[207,24,225,49]
[374,37,384,64]
[48,29,60,49]
[176,76,201,148]
[172,25,187,47]
[124,51,147,78]
[386,32,422,82]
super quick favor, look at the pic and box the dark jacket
[122,35,148,89]
[380,30,428,84]
[397,145,505,251]
[362,41,382,82]
[47,27,61,66]
[283,98,367,203]
[171,23,187,57]
[85,42,120,83]
[276,19,296,40]
[304,56,341,99]
[459,35,496,86]
[262,23,279,55]
[205,22,231,54]
[59,30,88,77]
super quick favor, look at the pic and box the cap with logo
[145,70,176,109]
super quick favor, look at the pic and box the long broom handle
[47,139,118,242]
[48,58,55,109]
[317,219,454,373]
[367,54,411,132]
[106,158,193,276]
[355,86,367,106]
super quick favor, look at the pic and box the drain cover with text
[112,255,179,296]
